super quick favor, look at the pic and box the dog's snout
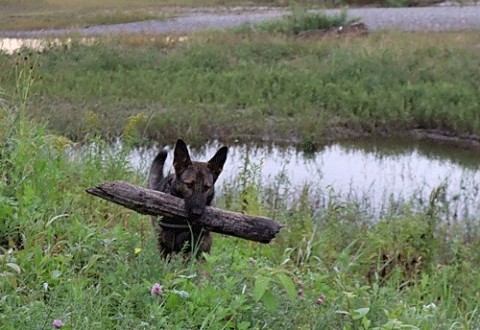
[187,205,205,219]
[190,207,204,216]
[186,194,207,219]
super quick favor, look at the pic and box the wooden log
[86,181,283,244]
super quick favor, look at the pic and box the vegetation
[247,8,352,35]
[1,81,479,328]
[0,0,177,31]
[1,5,479,329]
[1,25,480,147]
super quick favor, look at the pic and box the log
[86,181,283,244]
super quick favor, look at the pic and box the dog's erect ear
[173,139,192,176]
[208,146,228,181]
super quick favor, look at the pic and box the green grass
[1,83,479,328]
[1,29,479,146]
[1,5,480,329]
[0,0,179,31]
[248,7,352,35]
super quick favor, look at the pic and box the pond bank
[178,127,480,152]
[1,23,479,153]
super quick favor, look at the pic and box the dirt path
[1,5,480,37]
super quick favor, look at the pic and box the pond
[0,36,184,54]
[127,138,480,220]
[0,37,97,54]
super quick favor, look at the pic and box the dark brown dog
[148,139,228,258]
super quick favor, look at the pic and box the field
[1,22,480,148]
[1,5,480,330]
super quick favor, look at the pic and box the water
[0,36,186,55]
[0,37,96,54]
[127,138,480,220]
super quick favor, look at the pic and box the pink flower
[316,295,325,305]
[297,289,305,297]
[151,283,163,297]
[52,319,64,328]
[293,278,304,287]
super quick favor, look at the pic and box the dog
[148,139,228,258]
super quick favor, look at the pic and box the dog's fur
[148,139,228,258]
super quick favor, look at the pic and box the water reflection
[128,139,480,219]
[0,35,188,54]
[0,37,96,54]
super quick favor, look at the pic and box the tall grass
[1,69,480,328]
[244,7,351,35]
[1,30,479,146]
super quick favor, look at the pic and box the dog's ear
[208,146,228,181]
[173,139,192,176]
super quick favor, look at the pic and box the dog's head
[172,139,228,219]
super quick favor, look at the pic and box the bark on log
[86,181,283,244]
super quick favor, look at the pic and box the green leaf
[165,293,181,310]
[362,317,371,329]
[51,269,62,279]
[253,275,270,302]
[172,289,190,299]
[336,310,350,316]
[261,290,277,312]
[45,213,69,227]
[237,321,251,330]
[6,263,21,274]
[381,319,419,329]
[276,273,296,300]
[343,291,356,299]
[352,307,370,320]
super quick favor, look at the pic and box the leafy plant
[253,7,351,35]
[253,267,297,312]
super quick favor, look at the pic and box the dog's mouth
[188,207,205,218]
[186,194,207,219]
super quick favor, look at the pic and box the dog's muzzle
[186,194,207,219]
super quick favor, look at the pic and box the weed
[2,31,479,146]
[249,8,350,35]
[1,96,479,327]
[1,20,480,330]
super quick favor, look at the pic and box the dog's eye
[183,180,195,188]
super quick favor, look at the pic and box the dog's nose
[190,207,204,217]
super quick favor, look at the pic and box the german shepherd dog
[148,139,228,258]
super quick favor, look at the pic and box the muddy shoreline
[199,127,480,151]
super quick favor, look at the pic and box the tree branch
[86,181,283,244]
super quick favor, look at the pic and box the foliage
[1,97,479,328]
[1,31,480,330]
[1,31,479,146]
[249,8,351,35]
